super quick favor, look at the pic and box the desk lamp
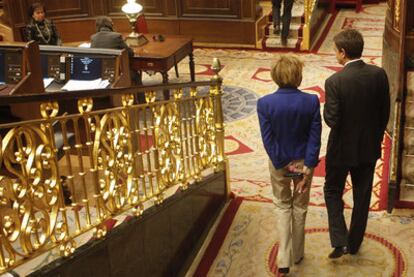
[122,0,148,46]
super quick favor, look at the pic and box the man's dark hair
[28,2,46,18]
[96,16,113,32]
[333,29,364,59]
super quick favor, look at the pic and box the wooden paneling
[105,0,166,16]
[57,19,97,42]
[166,0,177,16]
[180,20,255,44]
[242,0,253,18]
[408,0,414,33]
[179,0,240,18]
[140,0,165,16]
[4,0,263,45]
[25,0,91,18]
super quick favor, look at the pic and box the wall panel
[179,0,240,18]
[4,0,263,45]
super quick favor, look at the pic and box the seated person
[25,2,61,45]
[91,16,143,102]
[91,16,134,57]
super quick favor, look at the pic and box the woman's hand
[295,166,313,194]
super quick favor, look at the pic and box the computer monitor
[70,55,102,80]
[40,54,49,78]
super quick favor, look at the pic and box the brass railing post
[211,58,224,165]
[210,58,231,197]
[301,0,310,51]
[301,0,316,51]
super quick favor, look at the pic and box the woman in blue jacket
[257,54,321,275]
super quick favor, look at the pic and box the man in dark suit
[91,16,134,57]
[323,29,390,259]
[272,0,294,45]
[91,16,144,102]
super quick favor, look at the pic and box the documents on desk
[62,78,110,91]
[43,78,54,88]
[78,42,91,48]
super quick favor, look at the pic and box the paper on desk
[62,78,110,91]
[43,78,54,88]
[78,42,91,48]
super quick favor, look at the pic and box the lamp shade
[121,0,143,15]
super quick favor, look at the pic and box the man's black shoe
[281,37,288,46]
[349,249,358,255]
[328,246,348,259]
[273,24,280,35]
[278,267,289,274]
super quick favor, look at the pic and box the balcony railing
[0,59,229,274]
[301,0,318,50]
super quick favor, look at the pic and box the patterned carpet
[184,3,414,277]
[192,198,413,277]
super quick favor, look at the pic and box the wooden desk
[129,34,195,100]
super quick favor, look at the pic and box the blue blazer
[257,88,322,169]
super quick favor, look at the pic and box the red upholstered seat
[135,14,148,34]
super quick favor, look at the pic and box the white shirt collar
[344,58,362,66]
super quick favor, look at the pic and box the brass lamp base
[125,32,148,47]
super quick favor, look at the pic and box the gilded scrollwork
[0,58,227,273]
[0,125,67,266]
[195,97,217,168]
[94,112,134,214]
[152,98,185,190]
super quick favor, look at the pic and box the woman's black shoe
[278,267,289,274]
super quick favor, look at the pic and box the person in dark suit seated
[91,16,134,57]
[25,2,61,45]
[91,16,144,101]
[323,29,390,259]
[257,54,321,275]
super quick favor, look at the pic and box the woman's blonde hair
[271,54,304,88]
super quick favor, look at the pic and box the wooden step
[263,37,301,50]
[265,22,303,39]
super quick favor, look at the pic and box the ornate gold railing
[301,0,318,51]
[0,59,228,274]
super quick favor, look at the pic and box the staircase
[262,1,305,51]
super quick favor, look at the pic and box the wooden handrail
[0,80,217,104]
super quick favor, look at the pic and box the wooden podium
[0,41,45,120]
[0,41,132,121]
[0,41,44,96]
